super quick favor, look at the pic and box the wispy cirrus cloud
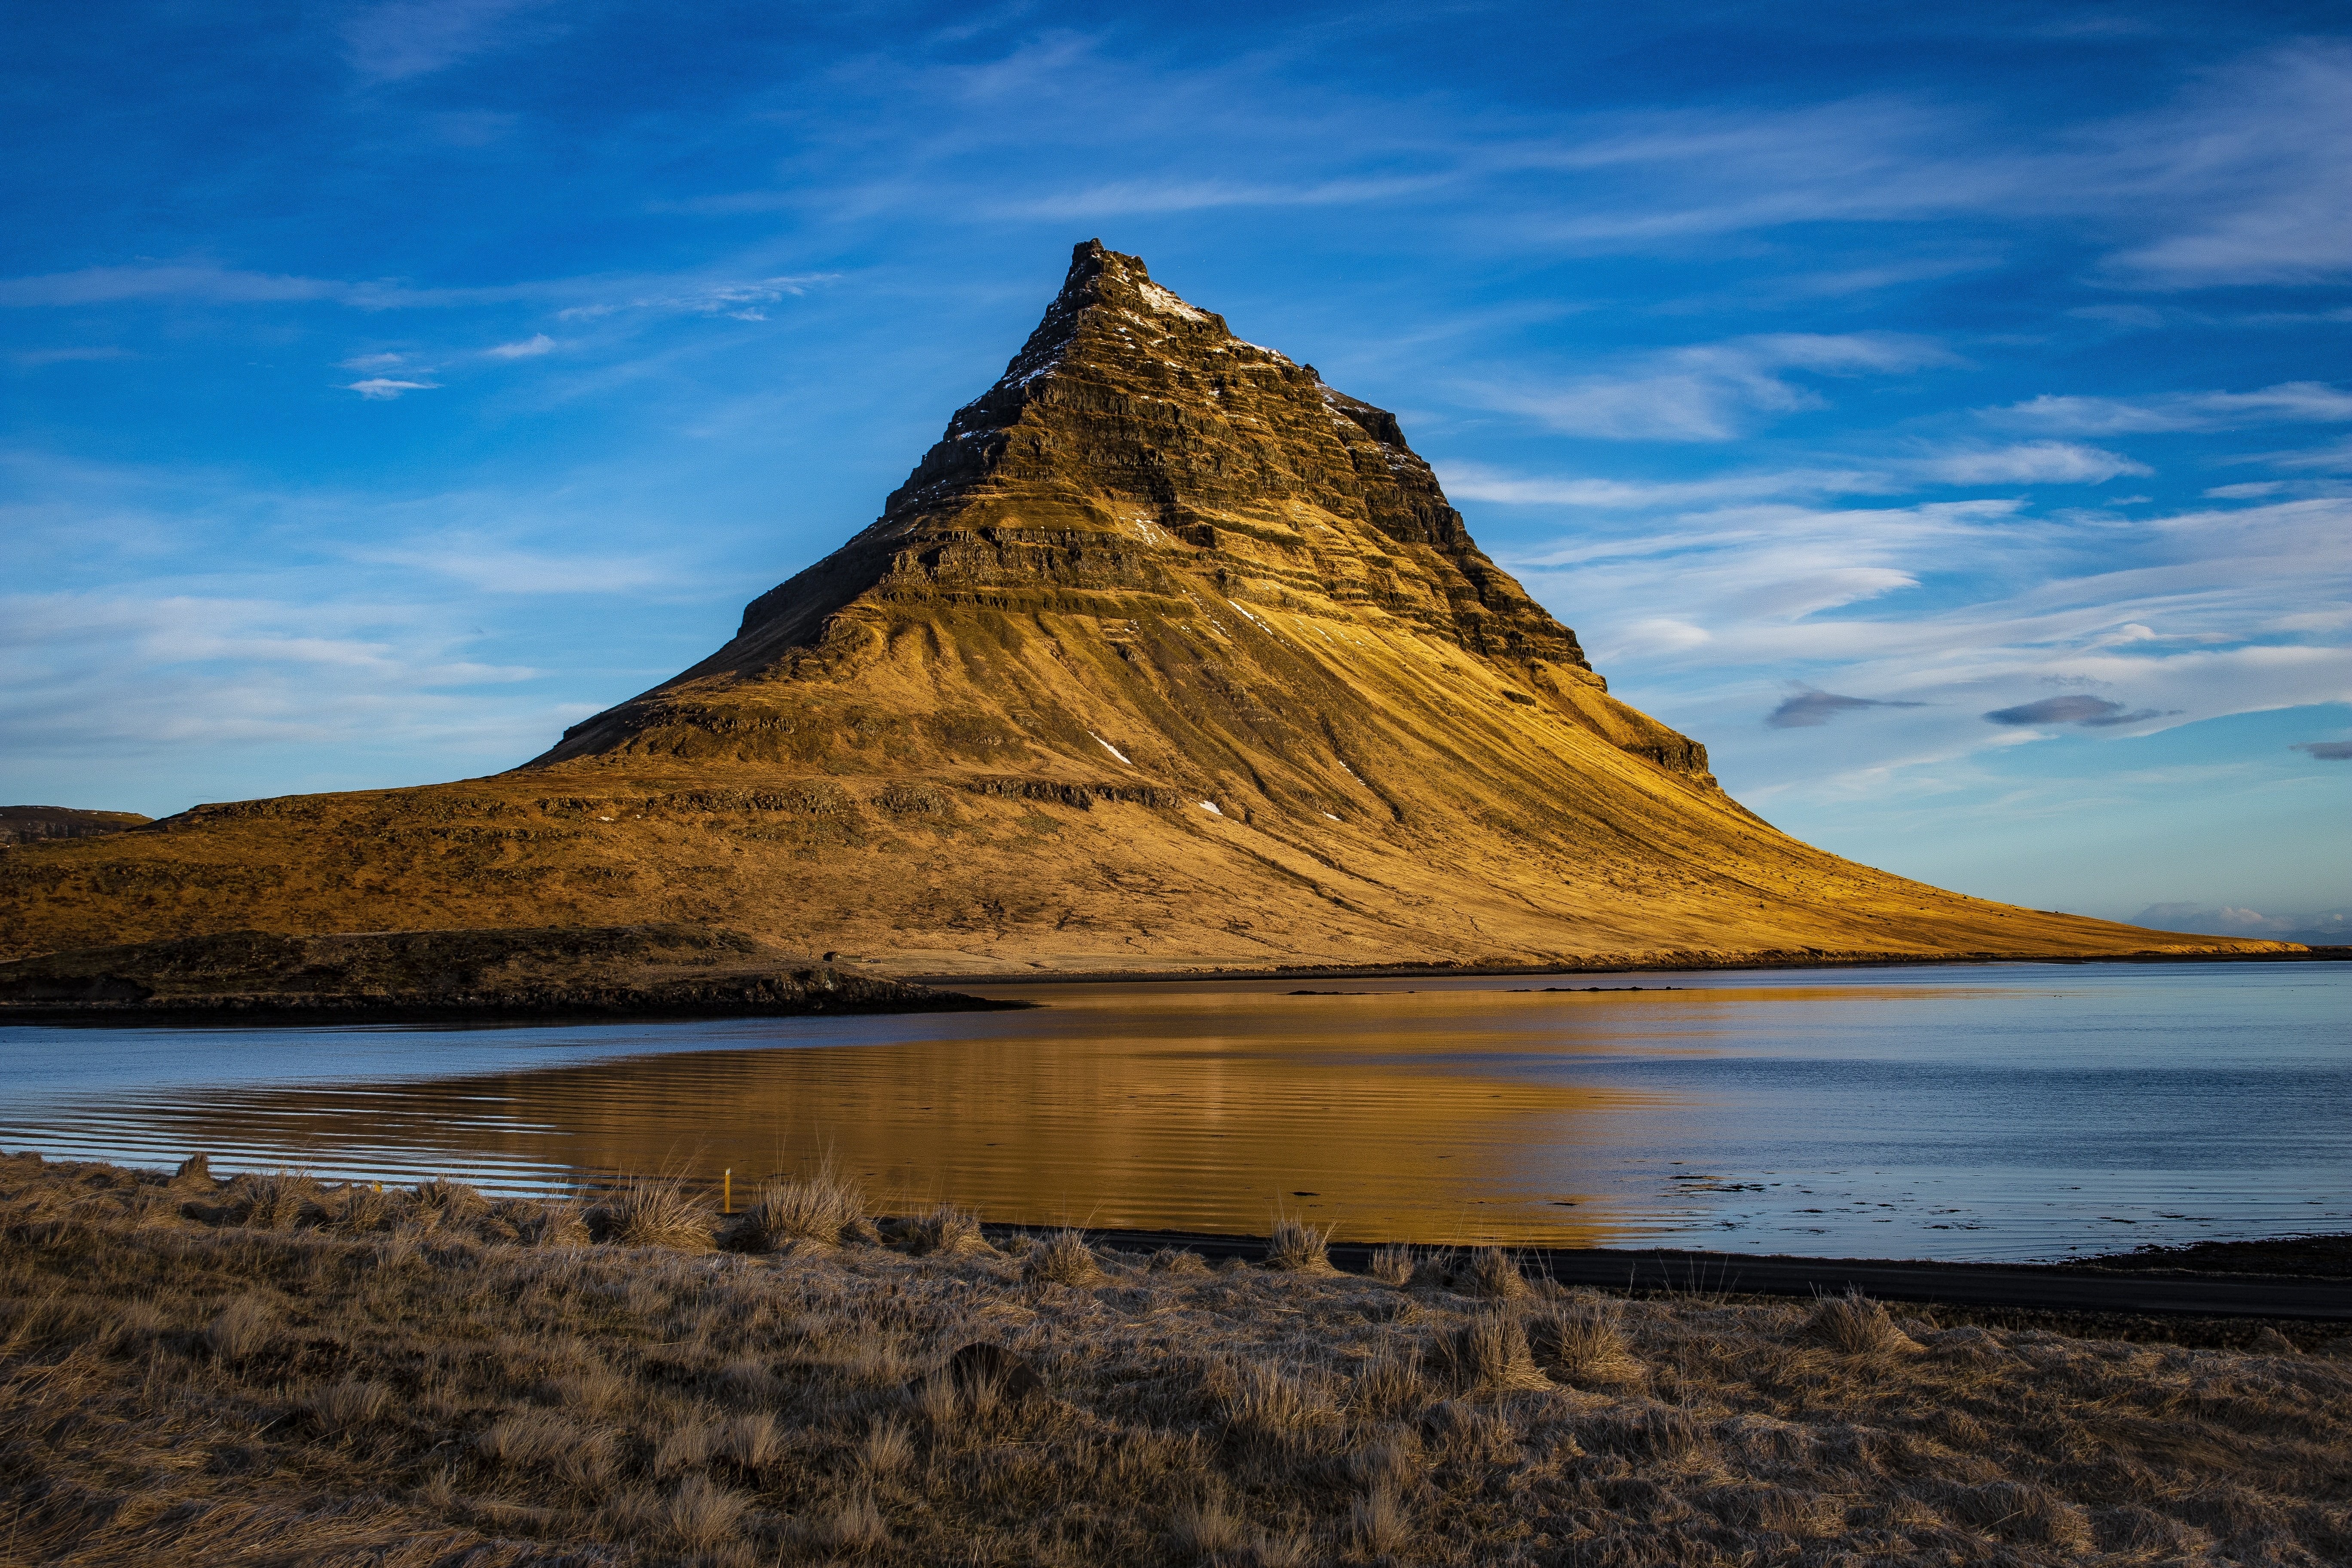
[1441,441,2143,508]
[1501,491,2352,764]
[1985,381,2352,434]
[553,275,836,323]
[346,377,437,400]
[0,263,545,311]
[1460,333,1955,441]
[341,0,555,83]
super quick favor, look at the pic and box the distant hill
[0,806,151,847]
[0,243,2288,973]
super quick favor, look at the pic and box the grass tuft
[860,1415,914,1475]
[734,1162,867,1250]
[1366,1242,1415,1286]
[1351,1485,1410,1557]
[591,1173,717,1252]
[901,1201,992,1257]
[1216,1359,1338,1444]
[1459,1245,1527,1299]
[1529,1298,1646,1386]
[1805,1289,1923,1355]
[1171,1491,1247,1559]
[1264,1214,1337,1274]
[663,1474,750,1550]
[821,1492,888,1553]
[308,1377,390,1434]
[1026,1227,1103,1286]
[205,1295,275,1363]
[1438,1306,1550,1392]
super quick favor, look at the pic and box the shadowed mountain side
[0,243,2291,970]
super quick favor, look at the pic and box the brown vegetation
[4,1150,2350,1565]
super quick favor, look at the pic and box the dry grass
[1528,1298,1648,1387]
[1025,1227,1103,1286]
[734,1164,867,1251]
[592,1173,717,1252]
[899,1202,992,1258]
[1263,1215,1336,1274]
[1806,1287,1926,1354]
[3,1149,2350,1567]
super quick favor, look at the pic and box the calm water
[1,963,2345,1262]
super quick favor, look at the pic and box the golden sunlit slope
[0,242,2289,972]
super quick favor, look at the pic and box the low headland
[0,926,1018,1026]
[5,1152,2347,1566]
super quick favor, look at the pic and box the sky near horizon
[4,1,2347,940]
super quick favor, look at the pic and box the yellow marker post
[723,1167,732,1215]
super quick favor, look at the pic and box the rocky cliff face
[0,243,2285,971]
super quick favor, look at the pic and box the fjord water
[1,962,2343,1262]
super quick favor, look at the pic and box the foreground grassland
[3,1155,2348,1566]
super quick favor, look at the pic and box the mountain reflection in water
[2,964,2345,1260]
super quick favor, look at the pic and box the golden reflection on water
[74,980,1979,1244]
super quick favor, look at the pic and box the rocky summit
[0,242,2286,975]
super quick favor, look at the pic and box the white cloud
[339,351,410,370]
[0,263,539,311]
[7,346,128,368]
[553,274,835,323]
[342,0,551,83]
[485,333,555,358]
[2092,44,2352,285]
[354,535,681,594]
[1442,442,2144,510]
[1985,382,2352,434]
[1909,442,2150,485]
[1463,333,1954,441]
[346,377,438,400]
[0,591,538,760]
[1503,493,2352,768]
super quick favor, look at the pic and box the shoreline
[4,940,2338,1027]
[913,945,2352,988]
[1047,1226,2352,1323]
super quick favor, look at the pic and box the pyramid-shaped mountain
[0,242,2274,973]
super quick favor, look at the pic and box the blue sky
[4,1,2347,940]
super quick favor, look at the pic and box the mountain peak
[558,240,1660,762]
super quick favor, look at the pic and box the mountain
[0,242,2287,973]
